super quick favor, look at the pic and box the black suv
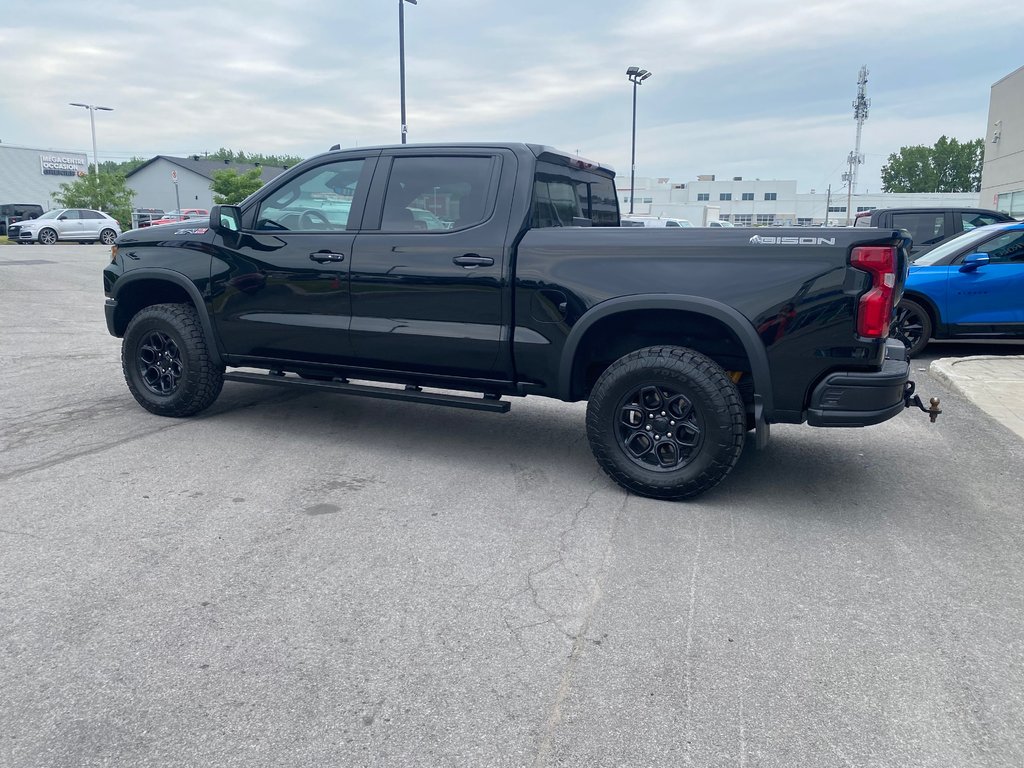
[0,203,44,236]
[854,207,1015,255]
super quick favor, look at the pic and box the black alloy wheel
[122,303,224,417]
[586,346,746,500]
[616,384,704,472]
[136,330,183,396]
[891,298,933,358]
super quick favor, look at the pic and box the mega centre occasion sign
[40,154,87,177]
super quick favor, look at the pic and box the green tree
[210,167,265,204]
[881,136,984,193]
[52,171,135,228]
[99,157,147,176]
[207,147,304,168]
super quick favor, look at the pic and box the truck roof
[320,142,615,178]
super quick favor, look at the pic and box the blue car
[891,220,1024,356]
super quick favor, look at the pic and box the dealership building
[0,144,90,210]
[980,64,1024,218]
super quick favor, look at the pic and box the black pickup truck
[103,142,937,500]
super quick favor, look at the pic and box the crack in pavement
[530,489,628,768]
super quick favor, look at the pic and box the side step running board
[223,371,511,413]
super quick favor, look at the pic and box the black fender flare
[110,268,224,367]
[557,294,773,416]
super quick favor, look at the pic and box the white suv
[10,208,122,245]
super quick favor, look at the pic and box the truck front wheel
[122,303,224,417]
[586,346,745,500]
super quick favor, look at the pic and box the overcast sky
[2,0,1021,192]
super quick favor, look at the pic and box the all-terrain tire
[122,303,224,417]
[586,346,745,500]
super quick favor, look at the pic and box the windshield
[913,226,999,266]
[37,210,62,220]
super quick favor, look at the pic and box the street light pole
[399,0,417,144]
[625,67,652,215]
[69,102,114,174]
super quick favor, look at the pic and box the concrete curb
[929,356,1024,441]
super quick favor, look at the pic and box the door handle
[452,254,494,268]
[309,251,345,263]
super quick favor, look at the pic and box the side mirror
[209,204,241,234]
[959,252,990,272]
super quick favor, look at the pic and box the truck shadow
[207,382,916,517]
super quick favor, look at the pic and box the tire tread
[586,346,745,500]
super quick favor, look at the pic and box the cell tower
[843,66,870,223]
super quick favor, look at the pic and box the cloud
[1,0,1021,193]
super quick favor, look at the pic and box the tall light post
[69,102,114,174]
[625,66,652,215]
[399,0,417,144]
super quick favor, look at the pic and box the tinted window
[380,155,494,232]
[61,210,81,220]
[891,212,945,246]
[255,159,365,231]
[532,162,618,228]
[80,210,103,219]
[978,230,1024,263]
[961,212,1005,231]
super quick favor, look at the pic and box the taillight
[851,245,896,338]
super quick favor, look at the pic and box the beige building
[980,65,1024,218]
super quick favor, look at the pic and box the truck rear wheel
[586,346,745,500]
[122,303,224,417]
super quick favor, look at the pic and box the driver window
[255,159,365,232]
[980,231,1024,263]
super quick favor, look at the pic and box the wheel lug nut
[645,425,651,431]
[670,420,676,426]
[654,434,660,439]
[667,432,673,438]
[661,411,666,416]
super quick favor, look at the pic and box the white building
[619,175,981,226]
[125,155,291,212]
[980,65,1024,218]
[0,144,90,209]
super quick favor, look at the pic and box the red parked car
[148,208,209,226]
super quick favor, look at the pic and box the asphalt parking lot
[2,244,1024,767]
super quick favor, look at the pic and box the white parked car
[9,208,122,245]
[620,216,693,228]
[708,219,734,227]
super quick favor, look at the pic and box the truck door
[209,155,376,365]
[348,150,516,379]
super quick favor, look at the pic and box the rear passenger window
[891,212,945,246]
[380,156,496,232]
[532,162,619,228]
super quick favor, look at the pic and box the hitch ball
[928,397,941,423]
